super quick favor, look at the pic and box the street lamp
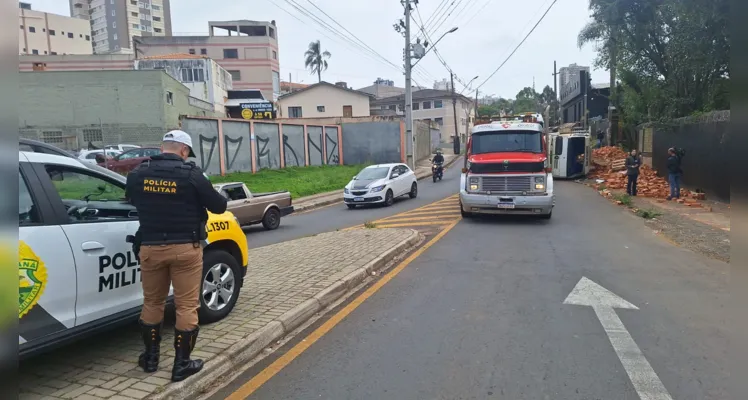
[412,27,458,68]
[460,75,479,95]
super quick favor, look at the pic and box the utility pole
[451,71,459,154]
[402,0,415,169]
[607,33,617,146]
[552,61,559,124]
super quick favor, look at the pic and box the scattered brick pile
[588,146,706,203]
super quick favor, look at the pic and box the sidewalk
[293,154,462,213]
[19,228,422,400]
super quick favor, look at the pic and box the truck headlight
[469,176,479,191]
[535,183,545,190]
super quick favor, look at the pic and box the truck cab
[459,116,555,219]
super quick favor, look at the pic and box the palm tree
[304,40,331,83]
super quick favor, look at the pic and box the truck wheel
[409,182,418,198]
[460,203,471,218]
[540,210,552,220]
[262,208,281,230]
[199,250,241,324]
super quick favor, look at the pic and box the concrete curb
[149,228,422,400]
[293,156,463,213]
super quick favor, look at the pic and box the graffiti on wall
[254,123,281,170]
[181,118,221,175]
[282,125,305,167]
[325,127,339,165]
[198,135,217,171]
[307,126,323,166]
[221,120,252,173]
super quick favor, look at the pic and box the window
[272,50,277,60]
[153,16,161,22]
[20,25,23,29]
[435,117,443,125]
[131,12,138,17]
[42,130,63,144]
[44,166,129,223]
[31,49,39,55]
[154,28,162,33]
[166,91,173,105]
[85,35,90,41]
[227,70,241,81]
[68,32,74,38]
[422,101,431,109]
[112,21,116,28]
[413,102,419,110]
[113,33,118,40]
[50,51,57,55]
[44,51,48,55]
[200,48,207,55]
[388,105,396,111]
[29,26,36,33]
[19,172,41,225]
[188,48,195,54]
[269,27,275,38]
[132,24,139,29]
[288,106,302,118]
[130,0,137,4]
[181,68,205,82]
[117,150,142,160]
[223,48,239,59]
[434,100,443,108]
[143,148,161,157]
[111,9,115,16]
[317,105,325,112]
[152,4,160,10]
[49,29,56,36]
[82,128,103,142]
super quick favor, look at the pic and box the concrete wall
[340,121,402,165]
[18,70,220,149]
[278,84,371,118]
[307,126,324,166]
[19,7,93,55]
[282,124,305,167]
[414,120,431,161]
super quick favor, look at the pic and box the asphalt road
[242,161,464,249]
[217,180,729,399]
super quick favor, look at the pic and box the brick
[119,388,150,399]
[131,382,160,393]
[141,376,171,386]
[87,388,117,398]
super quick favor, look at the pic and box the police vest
[130,157,208,244]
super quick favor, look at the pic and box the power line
[416,0,450,41]
[473,0,558,93]
[413,4,472,91]
[429,0,468,39]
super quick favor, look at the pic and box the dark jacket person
[666,147,683,200]
[125,130,227,382]
[625,149,641,196]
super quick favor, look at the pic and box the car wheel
[198,250,241,324]
[409,182,418,198]
[384,189,394,206]
[346,204,357,209]
[261,207,281,230]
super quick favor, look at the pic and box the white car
[77,149,121,164]
[343,163,418,208]
[105,144,141,152]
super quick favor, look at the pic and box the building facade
[134,54,233,114]
[18,70,220,149]
[134,20,281,102]
[19,53,134,72]
[69,0,172,54]
[19,2,93,55]
[558,63,590,88]
[277,82,372,119]
[357,79,406,99]
[371,89,474,143]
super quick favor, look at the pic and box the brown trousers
[139,243,203,331]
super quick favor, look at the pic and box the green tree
[514,87,539,113]
[304,40,331,83]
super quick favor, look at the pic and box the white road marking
[564,277,673,400]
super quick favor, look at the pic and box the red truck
[459,113,555,219]
[99,147,161,174]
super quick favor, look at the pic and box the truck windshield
[471,130,542,154]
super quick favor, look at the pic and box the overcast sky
[32,0,606,99]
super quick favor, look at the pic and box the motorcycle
[431,161,444,182]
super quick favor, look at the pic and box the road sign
[240,102,276,120]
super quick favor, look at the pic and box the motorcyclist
[432,150,444,165]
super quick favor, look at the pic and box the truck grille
[481,176,532,192]
[470,161,544,173]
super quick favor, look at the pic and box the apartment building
[135,20,281,102]
[371,89,475,143]
[69,0,172,54]
[19,2,93,55]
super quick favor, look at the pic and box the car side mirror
[352,176,357,180]
[391,173,400,179]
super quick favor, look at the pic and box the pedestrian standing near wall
[125,130,228,382]
[596,130,604,148]
[666,147,683,200]
[625,149,641,196]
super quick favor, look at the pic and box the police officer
[125,130,227,382]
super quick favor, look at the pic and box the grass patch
[612,193,633,207]
[211,164,368,199]
[636,208,661,219]
[363,221,377,229]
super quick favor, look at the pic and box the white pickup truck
[213,182,294,229]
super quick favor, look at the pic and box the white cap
[163,130,195,157]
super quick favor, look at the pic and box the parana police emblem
[19,241,48,319]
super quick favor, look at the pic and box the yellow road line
[224,219,461,400]
[375,221,456,228]
[374,215,461,224]
[389,209,461,218]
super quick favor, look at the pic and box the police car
[19,149,249,358]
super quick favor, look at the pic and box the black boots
[171,326,204,382]
[138,320,162,373]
